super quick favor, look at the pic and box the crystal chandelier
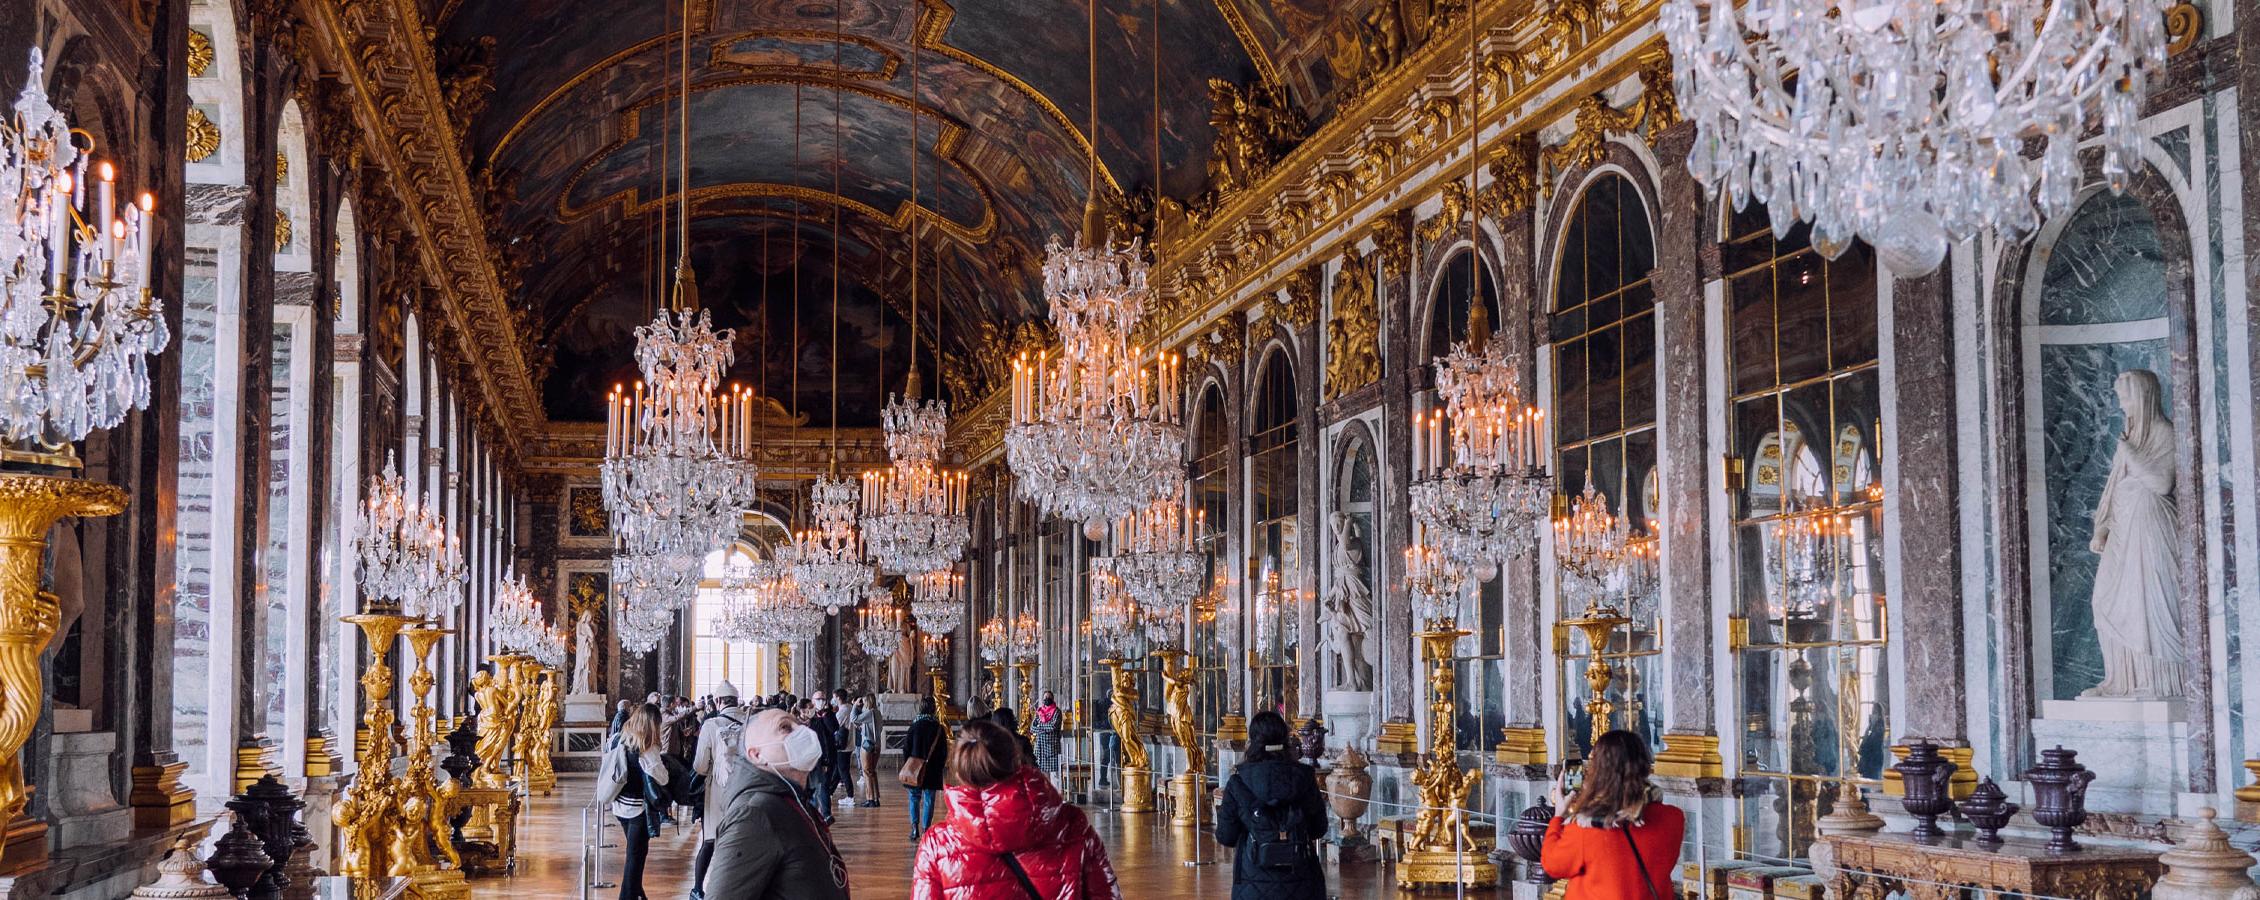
[612,550,699,653]
[856,588,904,659]
[791,474,871,614]
[1404,527,1469,629]
[862,402,970,575]
[978,617,1008,664]
[1552,477,1637,616]
[909,566,965,636]
[601,325,760,561]
[532,623,567,671]
[1009,611,1041,662]
[352,453,466,619]
[1088,560,1137,655]
[0,49,170,447]
[1661,0,2170,275]
[490,571,544,653]
[1005,0,1186,542]
[1409,311,1549,580]
[1109,498,1208,615]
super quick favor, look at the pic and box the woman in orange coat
[1540,730,1684,900]
[911,719,1122,900]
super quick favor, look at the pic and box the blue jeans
[907,788,938,833]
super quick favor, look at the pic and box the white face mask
[754,725,825,773]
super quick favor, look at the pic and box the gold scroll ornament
[0,474,125,866]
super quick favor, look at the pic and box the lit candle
[96,162,114,244]
[136,193,153,296]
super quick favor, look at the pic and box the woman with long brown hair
[910,719,1121,900]
[1541,730,1683,899]
[596,702,672,900]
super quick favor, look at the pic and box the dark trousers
[691,838,715,897]
[616,814,650,900]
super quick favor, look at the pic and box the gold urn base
[1168,772,1207,828]
[1118,768,1154,813]
[403,865,472,899]
[1396,842,1501,890]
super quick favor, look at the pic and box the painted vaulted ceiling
[430,0,1396,427]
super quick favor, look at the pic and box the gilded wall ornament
[565,486,609,538]
[273,211,293,252]
[1542,56,1678,173]
[1324,252,1382,400]
[2165,3,2203,55]
[1201,78,1306,205]
[1480,133,1540,218]
[185,107,220,163]
[187,29,215,78]
[1367,214,1413,282]
[275,151,288,185]
[1188,319,1244,370]
[1415,180,1474,246]
[1274,267,1321,329]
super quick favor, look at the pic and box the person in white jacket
[690,681,749,900]
[595,702,669,900]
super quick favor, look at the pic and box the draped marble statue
[571,612,597,696]
[2084,369,2186,700]
[1321,512,1376,691]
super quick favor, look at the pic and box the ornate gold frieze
[1480,132,1540,218]
[1323,251,1380,400]
[187,29,216,78]
[185,107,221,163]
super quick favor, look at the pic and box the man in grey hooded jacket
[701,709,851,900]
[688,681,748,900]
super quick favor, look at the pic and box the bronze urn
[2022,745,2096,852]
[1891,741,1958,839]
[1956,776,2018,845]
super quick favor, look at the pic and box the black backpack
[1238,781,1315,871]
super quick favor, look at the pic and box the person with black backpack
[596,702,671,900]
[1215,710,1329,900]
[689,681,750,900]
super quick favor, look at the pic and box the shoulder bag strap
[999,852,1042,900]
[1618,823,1665,900]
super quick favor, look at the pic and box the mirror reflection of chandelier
[1088,559,1138,655]
[855,588,904,659]
[490,572,545,653]
[1661,0,2168,275]
[0,50,171,447]
[1009,611,1041,662]
[1402,528,1468,629]
[908,566,965,636]
[613,550,699,652]
[1552,477,1644,616]
[979,616,1008,663]
[1408,307,1549,579]
[352,454,467,619]
[721,558,823,644]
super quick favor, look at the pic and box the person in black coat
[1215,711,1329,900]
[902,697,950,841]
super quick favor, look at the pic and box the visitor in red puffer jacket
[912,720,1122,900]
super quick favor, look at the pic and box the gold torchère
[777,642,793,694]
[398,623,468,896]
[334,612,414,880]
[471,655,522,790]
[523,667,559,795]
[1398,625,1497,890]
[1152,649,1206,828]
[1103,658,1153,813]
[1013,660,1037,735]
[985,661,1006,710]
[0,474,124,867]
[1560,607,1631,748]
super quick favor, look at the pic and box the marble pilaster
[1884,268,1967,746]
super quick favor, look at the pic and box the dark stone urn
[1957,777,2018,845]
[1508,799,1555,884]
[2022,745,2096,852]
[1891,741,1958,839]
[205,814,273,899]
[443,714,482,787]
[1296,718,1328,766]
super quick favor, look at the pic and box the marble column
[1647,123,1725,784]
[226,56,289,791]
[1885,268,1967,748]
[1295,271,1325,721]
[1373,212,1418,736]
[2238,0,2260,803]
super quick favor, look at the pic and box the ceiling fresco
[434,0,1385,422]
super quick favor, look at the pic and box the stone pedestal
[563,693,609,726]
[1322,691,1375,748]
[1168,772,1208,828]
[2032,699,2189,813]
[44,731,131,850]
[1118,768,1154,814]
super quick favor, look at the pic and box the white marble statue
[2084,368,2186,700]
[1320,511,1376,691]
[572,612,598,696]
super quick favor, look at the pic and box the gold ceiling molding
[1134,0,1661,349]
[526,424,889,479]
[313,0,545,459]
[553,74,1000,243]
[913,0,1119,195]
[1209,0,1284,89]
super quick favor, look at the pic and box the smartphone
[1556,759,1586,796]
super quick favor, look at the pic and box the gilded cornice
[526,423,892,480]
[310,0,542,460]
[944,389,1008,468]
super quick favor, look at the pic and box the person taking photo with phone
[1540,729,1684,900]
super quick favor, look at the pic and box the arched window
[1425,249,1500,360]
[691,544,770,698]
[1550,172,1661,759]
[174,3,250,798]
[1189,383,1231,725]
[1721,198,1885,861]
[1247,348,1298,713]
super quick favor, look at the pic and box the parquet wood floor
[474,775,1511,899]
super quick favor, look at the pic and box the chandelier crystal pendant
[1408,308,1549,580]
[791,473,872,614]
[490,571,545,653]
[352,453,467,619]
[863,382,971,576]
[1660,0,2170,275]
[908,566,965,636]
[0,49,171,448]
[1110,498,1208,615]
[611,549,700,653]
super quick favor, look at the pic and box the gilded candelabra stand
[1013,659,1037,735]
[1103,658,1153,813]
[1151,648,1207,828]
[1398,623,1498,890]
[1559,604,1632,748]
[521,666,559,795]
[0,473,125,868]
[335,612,413,880]
[399,623,468,897]
[777,642,793,695]
[985,661,1007,711]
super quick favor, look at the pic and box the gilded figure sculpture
[1323,253,1381,399]
[1108,661,1148,771]
[1156,650,1203,775]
